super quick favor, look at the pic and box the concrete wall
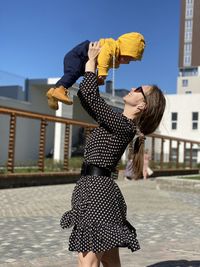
[0,85,55,166]
[0,85,24,101]
[177,75,200,94]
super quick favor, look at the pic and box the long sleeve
[97,42,112,77]
[77,72,135,136]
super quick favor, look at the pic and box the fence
[0,106,200,175]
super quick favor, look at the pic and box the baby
[46,32,145,110]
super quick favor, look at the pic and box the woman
[143,149,153,180]
[124,154,135,181]
[60,42,166,267]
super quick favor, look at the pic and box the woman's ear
[137,102,146,112]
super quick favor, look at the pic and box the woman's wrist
[85,59,96,73]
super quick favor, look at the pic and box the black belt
[81,163,112,177]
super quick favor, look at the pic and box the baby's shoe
[51,86,73,105]
[46,88,59,110]
[46,86,73,110]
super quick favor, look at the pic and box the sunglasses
[134,86,147,102]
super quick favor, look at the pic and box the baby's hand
[97,76,106,85]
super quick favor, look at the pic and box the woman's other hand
[85,41,101,73]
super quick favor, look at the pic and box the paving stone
[0,179,200,266]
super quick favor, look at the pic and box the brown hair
[132,85,166,178]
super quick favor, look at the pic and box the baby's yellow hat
[117,32,145,60]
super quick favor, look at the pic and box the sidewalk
[0,179,200,267]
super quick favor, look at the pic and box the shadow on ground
[147,260,200,267]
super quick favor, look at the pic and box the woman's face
[123,85,151,106]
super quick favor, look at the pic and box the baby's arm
[97,42,112,78]
[97,75,106,85]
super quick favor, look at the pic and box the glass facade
[183,0,194,66]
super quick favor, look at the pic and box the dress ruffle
[70,221,140,253]
[60,210,75,228]
[60,175,140,253]
[61,210,140,253]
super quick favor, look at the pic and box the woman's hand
[85,41,101,73]
[88,41,101,60]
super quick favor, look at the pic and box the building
[177,0,200,94]
[0,78,126,166]
[0,85,24,101]
[158,0,200,163]
[158,93,200,163]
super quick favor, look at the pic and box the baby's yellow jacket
[98,32,145,77]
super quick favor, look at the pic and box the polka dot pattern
[60,72,140,253]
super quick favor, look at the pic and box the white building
[158,93,200,163]
[159,0,200,164]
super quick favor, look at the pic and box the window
[185,7,193,18]
[184,55,191,66]
[183,40,192,66]
[182,79,188,87]
[184,30,192,42]
[171,113,177,121]
[172,122,177,130]
[185,20,193,30]
[186,0,193,6]
[171,148,178,162]
[192,112,198,121]
[192,122,198,129]
[185,0,194,20]
[181,68,198,76]
[171,112,178,130]
[185,147,197,163]
[192,112,198,130]
[184,43,192,53]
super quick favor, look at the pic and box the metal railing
[0,106,200,174]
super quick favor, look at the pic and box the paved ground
[0,178,200,267]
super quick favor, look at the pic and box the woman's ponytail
[131,127,146,179]
[130,84,166,179]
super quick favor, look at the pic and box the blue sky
[0,0,180,94]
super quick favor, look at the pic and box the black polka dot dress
[60,72,140,253]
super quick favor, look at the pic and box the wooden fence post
[160,138,164,169]
[151,137,155,168]
[38,118,47,172]
[190,142,193,168]
[63,124,70,171]
[7,113,16,173]
[168,139,172,168]
[176,141,180,168]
